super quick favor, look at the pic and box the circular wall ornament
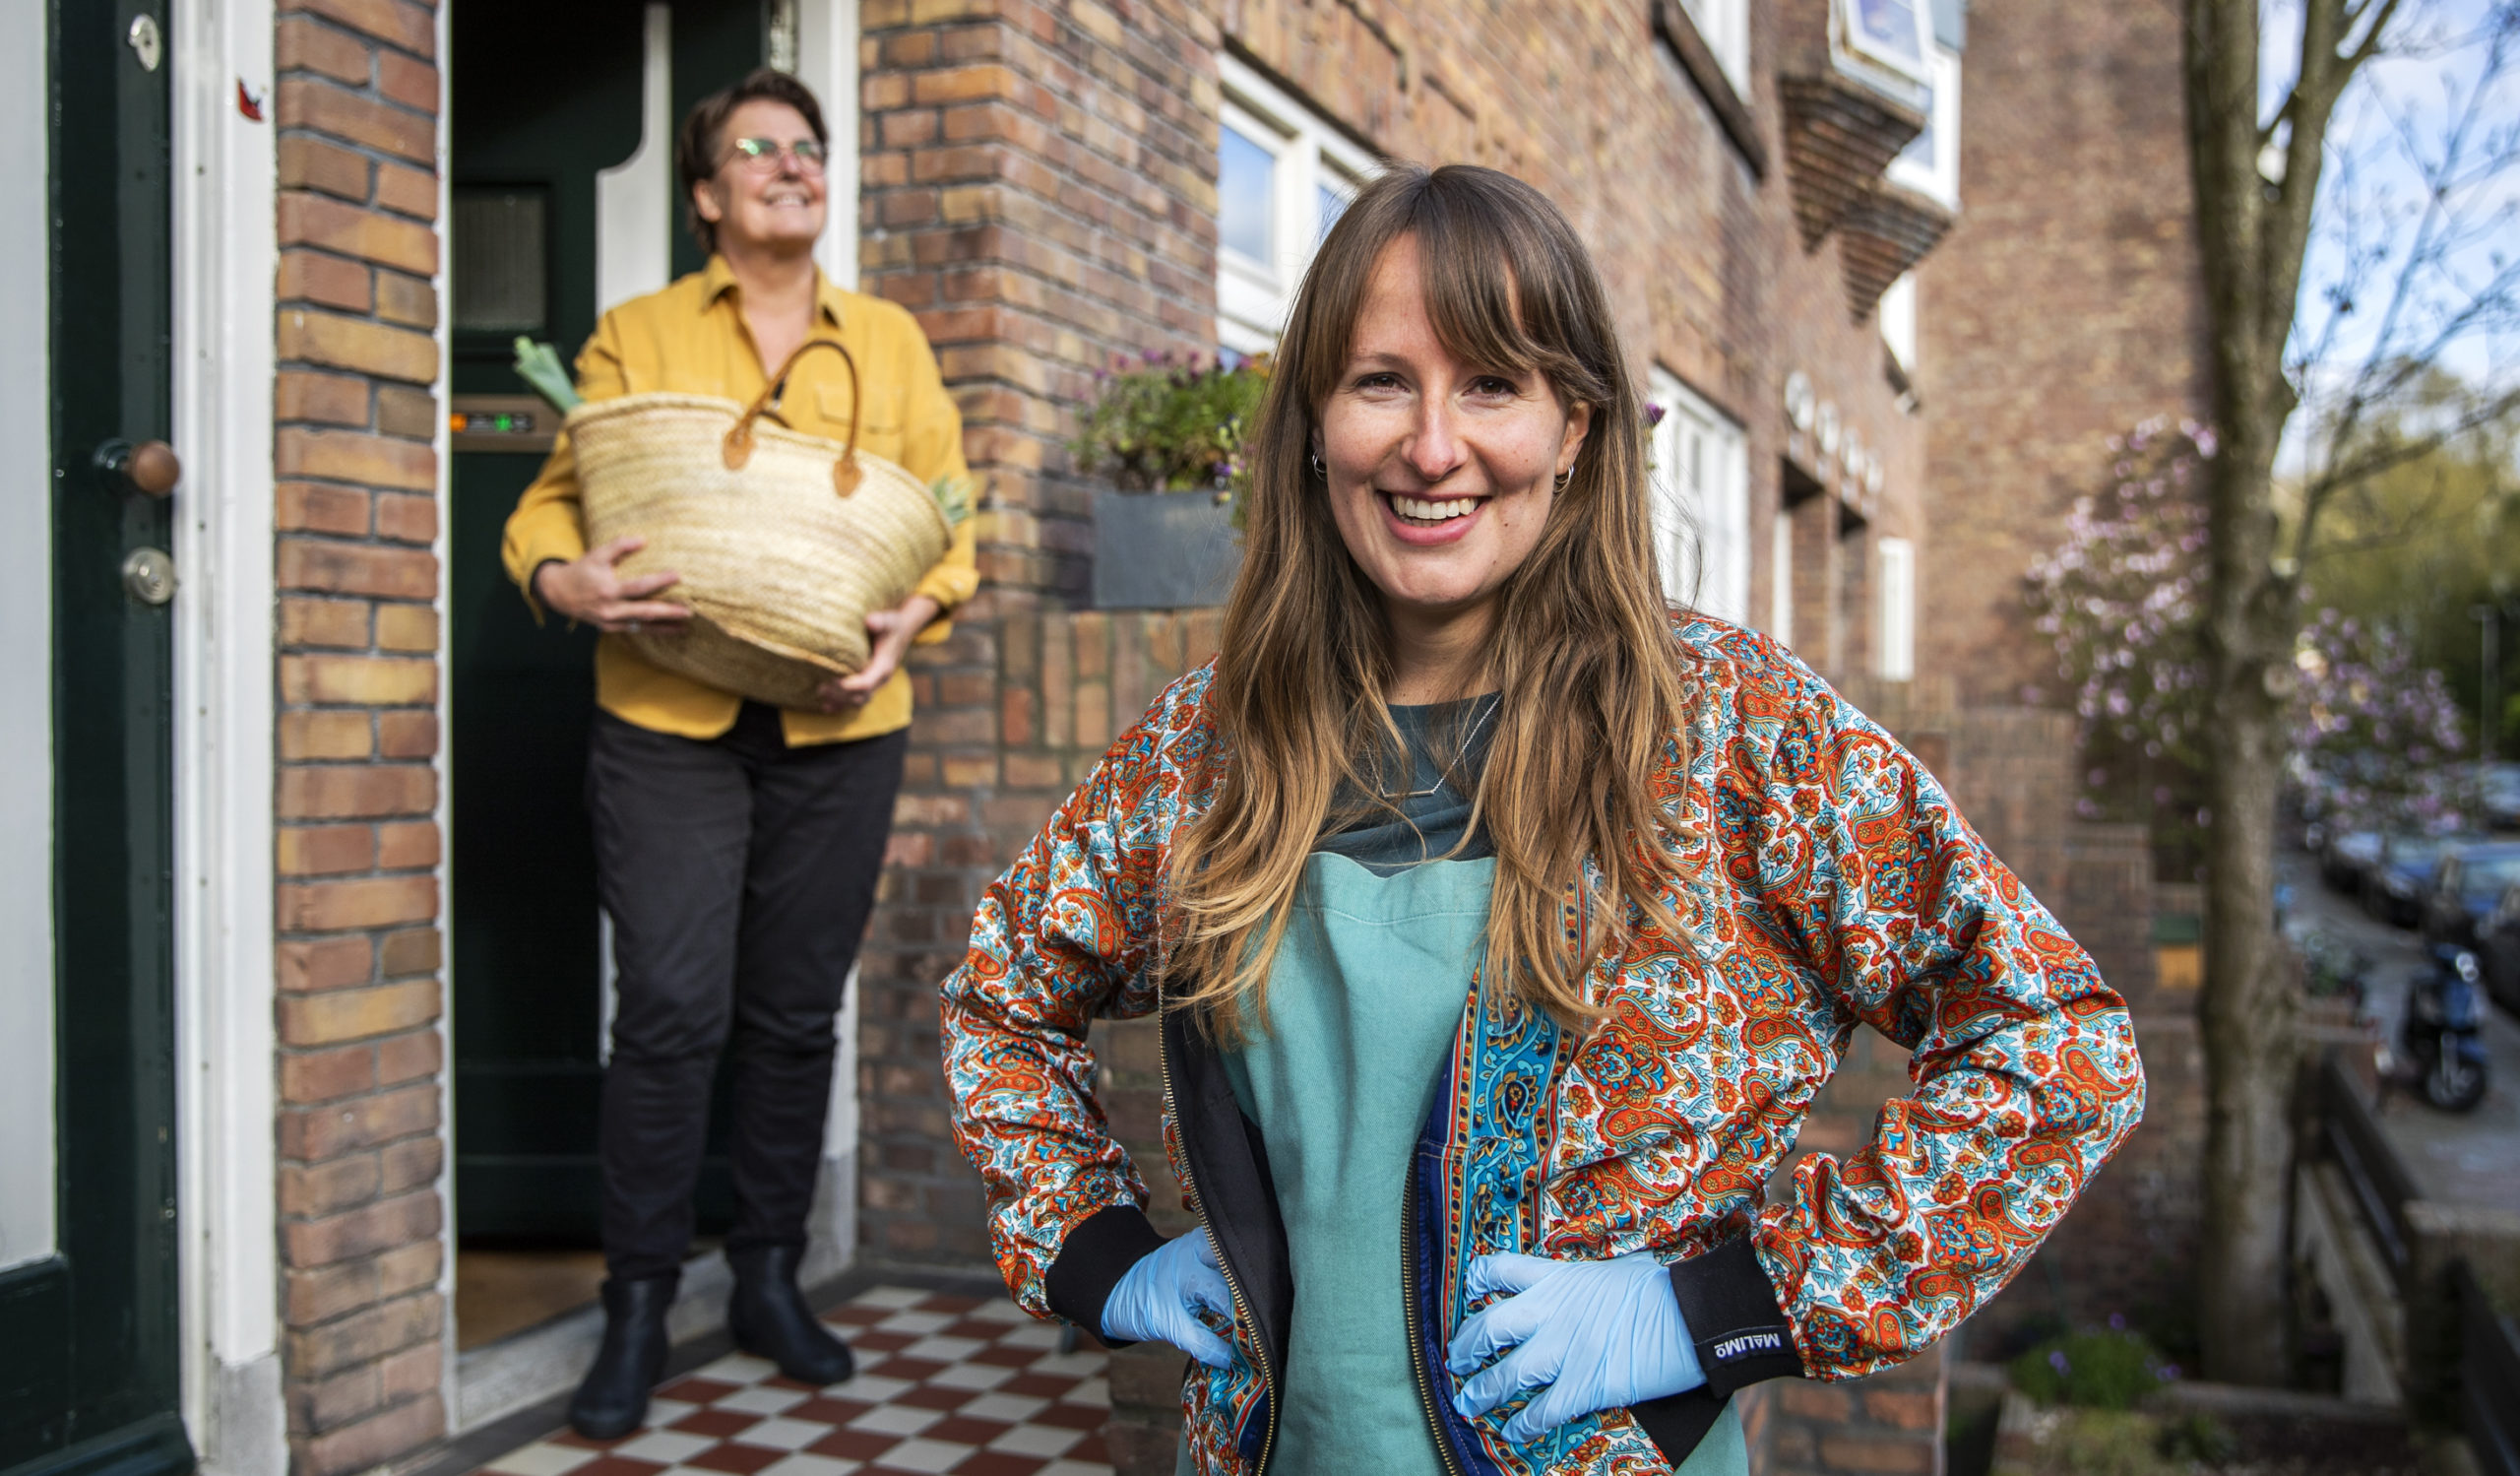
[1784,371,1815,431]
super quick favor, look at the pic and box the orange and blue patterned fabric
[941,616,2145,1475]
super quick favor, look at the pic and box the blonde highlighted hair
[1166,163,1697,1041]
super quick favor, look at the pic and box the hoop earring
[1309,451,1329,481]
[1553,468,1574,489]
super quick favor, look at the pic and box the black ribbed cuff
[1043,1203,1168,1344]
[1667,1236,1803,1395]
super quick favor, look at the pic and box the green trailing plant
[511,337,976,527]
[1072,351,1269,503]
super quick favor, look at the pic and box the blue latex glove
[1102,1231,1237,1369]
[1446,1251,1705,1444]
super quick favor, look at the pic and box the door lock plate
[122,547,176,606]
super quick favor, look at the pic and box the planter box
[1092,487,1242,610]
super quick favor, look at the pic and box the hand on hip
[1446,1251,1705,1444]
[1102,1230,1237,1370]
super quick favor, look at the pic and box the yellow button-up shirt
[502,256,978,746]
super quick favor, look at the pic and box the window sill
[1652,0,1767,180]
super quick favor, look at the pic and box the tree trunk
[2193,427,2301,1386]
[2182,0,2318,1384]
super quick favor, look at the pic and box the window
[1649,369,1751,626]
[1216,55,1377,355]
[1876,536,1917,679]
[452,188,550,335]
[1887,42,1961,207]
[1837,0,1930,84]
[1678,0,1751,99]
[1878,273,1917,371]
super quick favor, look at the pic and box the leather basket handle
[721,337,866,495]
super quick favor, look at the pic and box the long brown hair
[1167,163,1696,1041]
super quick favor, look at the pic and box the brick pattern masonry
[271,0,449,1471]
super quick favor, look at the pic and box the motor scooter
[2398,944,2491,1112]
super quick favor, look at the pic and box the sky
[2270,0,2520,470]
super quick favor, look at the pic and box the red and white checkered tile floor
[473,1286,1113,1476]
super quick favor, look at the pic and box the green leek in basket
[516,336,974,527]
[513,338,584,413]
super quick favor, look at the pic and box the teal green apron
[1171,698,1746,1475]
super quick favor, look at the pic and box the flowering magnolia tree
[2288,609,2473,836]
[2027,417,2470,852]
[2027,417,2216,772]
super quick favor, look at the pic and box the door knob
[95,439,181,498]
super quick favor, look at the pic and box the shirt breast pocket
[816,379,908,465]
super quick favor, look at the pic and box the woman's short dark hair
[675,67,829,257]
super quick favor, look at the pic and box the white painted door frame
[168,0,284,1471]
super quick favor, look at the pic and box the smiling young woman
[942,164,2144,1476]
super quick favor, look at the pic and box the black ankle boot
[726,1245,853,1385]
[569,1273,678,1440]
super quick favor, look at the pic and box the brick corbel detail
[1778,73,1925,249]
[1838,178,1955,322]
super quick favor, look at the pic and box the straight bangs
[1282,181,1606,424]
[1170,164,1692,1044]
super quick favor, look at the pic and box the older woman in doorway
[940,164,2144,1475]
[503,69,976,1438]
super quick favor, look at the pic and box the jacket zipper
[1401,1143,1470,1476]
[1156,1012,1278,1476]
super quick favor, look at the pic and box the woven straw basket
[569,340,950,710]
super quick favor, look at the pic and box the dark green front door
[449,0,770,1245]
[0,3,190,1476]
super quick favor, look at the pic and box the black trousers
[586,703,907,1281]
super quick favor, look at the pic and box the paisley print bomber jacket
[941,618,2145,1475]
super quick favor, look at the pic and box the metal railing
[2318,1051,2421,1286]
[2459,1261,2520,1476]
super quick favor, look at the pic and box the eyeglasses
[724,136,827,175]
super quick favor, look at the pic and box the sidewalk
[470,1285,1114,1476]
[2280,846,2520,1215]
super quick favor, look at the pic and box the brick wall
[270,0,448,1470]
[1913,0,2212,705]
[855,0,1221,604]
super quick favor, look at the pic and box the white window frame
[1878,273,1918,372]
[1830,0,1932,106]
[1877,536,1918,680]
[1677,0,1751,100]
[1887,42,1962,208]
[1217,54,1376,355]
[1648,368,1752,626]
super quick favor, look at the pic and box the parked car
[2418,841,2520,948]
[2482,761,2520,833]
[2474,881,2520,1013]
[2319,828,2384,896]
[2365,832,2484,928]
